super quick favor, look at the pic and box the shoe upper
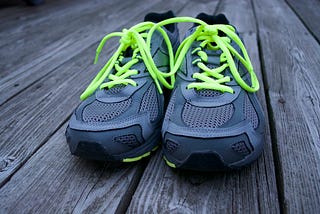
[162,14,265,165]
[68,11,179,154]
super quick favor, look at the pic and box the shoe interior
[144,10,175,32]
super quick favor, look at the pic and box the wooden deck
[0,0,319,213]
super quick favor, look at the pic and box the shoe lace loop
[178,24,259,93]
[80,22,176,100]
[80,17,260,100]
[149,17,259,93]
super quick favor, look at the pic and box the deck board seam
[114,162,147,214]
[284,0,320,44]
[251,0,284,212]
[213,0,223,14]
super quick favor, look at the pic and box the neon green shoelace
[80,22,176,100]
[81,17,259,100]
[149,17,259,93]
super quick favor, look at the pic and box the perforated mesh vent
[165,140,180,153]
[195,89,222,97]
[207,64,218,69]
[105,85,125,95]
[243,95,259,129]
[165,91,176,119]
[82,99,131,122]
[113,134,140,148]
[182,103,234,128]
[231,141,250,155]
[139,84,158,121]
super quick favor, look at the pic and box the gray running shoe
[66,11,179,162]
[162,13,265,170]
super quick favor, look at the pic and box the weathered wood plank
[0,0,146,106]
[0,123,147,213]
[0,0,187,188]
[0,0,122,66]
[0,0,95,42]
[128,0,279,213]
[253,0,320,212]
[285,0,320,42]
[0,0,66,21]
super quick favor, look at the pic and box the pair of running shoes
[65,11,265,171]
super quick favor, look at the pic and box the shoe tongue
[195,13,229,25]
[123,48,134,57]
[195,89,222,97]
[119,56,146,75]
[186,13,230,38]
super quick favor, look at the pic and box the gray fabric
[182,102,234,128]
[139,83,158,121]
[165,140,180,153]
[82,99,131,122]
[113,134,140,148]
[231,141,250,155]
[195,89,222,97]
[104,85,126,95]
[164,90,176,120]
[243,94,259,129]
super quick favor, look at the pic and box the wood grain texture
[128,0,279,213]
[0,0,154,105]
[285,0,320,42]
[0,123,146,213]
[0,0,75,25]
[0,0,125,71]
[253,0,320,212]
[0,0,186,187]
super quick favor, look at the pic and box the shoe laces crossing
[149,17,259,93]
[80,22,176,100]
[80,17,259,100]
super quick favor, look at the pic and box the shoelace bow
[149,17,259,94]
[81,17,259,100]
[80,22,176,100]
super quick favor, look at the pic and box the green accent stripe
[122,151,151,162]
[122,146,158,163]
[151,145,159,152]
[163,156,176,168]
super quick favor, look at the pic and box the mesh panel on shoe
[195,89,222,97]
[243,94,259,129]
[113,134,140,148]
[231,141,250,155]
[207,64,218,69]
[82,99,131,122]
[182,102,234,128]
[165,91,176,119]
[165,140,180,153]
[139,84,159,121]
[104,85,125,95]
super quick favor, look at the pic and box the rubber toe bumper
[163,132,264,171]
[65,125,160,162]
